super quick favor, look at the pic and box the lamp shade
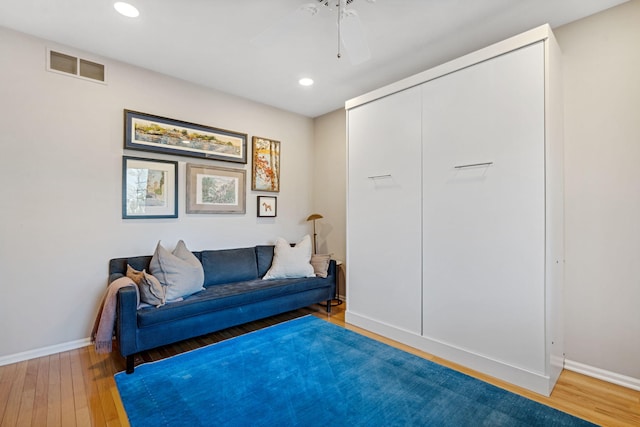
[306,213,323,221]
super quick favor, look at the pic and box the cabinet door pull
[367,174,392,179]
[454,162,493,169]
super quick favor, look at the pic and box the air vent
[79,59,105,81]
[47,49,106,83]
[50,51,77,74]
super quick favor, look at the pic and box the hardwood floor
[1,304,638,426]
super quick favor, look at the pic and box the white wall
[555,0,640,380]
[312,108,347,298]
[0,27,315,360]
[312,109,347,262]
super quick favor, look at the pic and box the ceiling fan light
[299,78,314,86]
[114,2,140,18]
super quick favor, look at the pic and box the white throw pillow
[263,235,316,280]
[149,240,205,301]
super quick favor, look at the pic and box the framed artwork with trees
[251,136,280,192]
[122,156,178,219]
[186,163,246,214]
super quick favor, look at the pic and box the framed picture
[122,156,178,219]
[257,196,277,217]
[251,136,280,192]
[124,110,248,164]
[186,163,246,214]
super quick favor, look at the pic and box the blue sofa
[108,245,336,373]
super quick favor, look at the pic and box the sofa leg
[326,300,332,313]
[126,355,135,374]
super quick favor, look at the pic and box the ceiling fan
[251,0,375,65]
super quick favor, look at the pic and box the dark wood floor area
[1,304,638,426]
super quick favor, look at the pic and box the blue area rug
[115,316,595,426]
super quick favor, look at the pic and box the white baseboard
[346,310,556,396]
[564,359,640,391]
[0,338,92,367]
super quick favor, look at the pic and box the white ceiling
[0,0,628,117]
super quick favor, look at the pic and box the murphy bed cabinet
[345,25,564,396]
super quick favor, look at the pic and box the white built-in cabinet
[347,87,423,335]
[346,25,564,396]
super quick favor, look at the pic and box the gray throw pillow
[149,240,205,301]
[126,264,166,307]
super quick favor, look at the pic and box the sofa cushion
[263,235,315,280]
[109,252,203,279]
[255,245,275,278]
[149,240,205,301]
[201,248,259,287]
[110,255,153,278]
[136,276,331,327]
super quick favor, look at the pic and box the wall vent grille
[47,49,106,83]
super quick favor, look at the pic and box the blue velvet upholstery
[201,248,258,286]
[108,245,336,373]
[255,245,275,277]
[137,276,332,327]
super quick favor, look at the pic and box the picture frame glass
[186,163,246,214]
[257,196,277,217]
[252,136,280,192]
[123,157,178,218]
[125,110,248,164]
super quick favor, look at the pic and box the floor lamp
[306,213,323,254]
[306,213,343,307]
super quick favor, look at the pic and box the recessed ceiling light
[114,2,139,18]
[299,78,314,87]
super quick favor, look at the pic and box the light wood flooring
[1,304,638,426]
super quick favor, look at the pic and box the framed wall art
[122,156,178,219]
[257,196,277,217]
[186,163,246,214]
[124,110,248,164]
[251,136,280,192]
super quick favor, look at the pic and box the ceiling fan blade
[251,3,319,49]
[340,9,371,65]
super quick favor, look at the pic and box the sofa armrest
[327,260,337,296]
[327,259,337,278]
[116,286,138,357]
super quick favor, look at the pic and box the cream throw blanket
[92,277,139,354]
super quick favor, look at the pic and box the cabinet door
[422,42,546,373]
[347,86,422,334]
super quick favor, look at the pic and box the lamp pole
[306,213,323,254]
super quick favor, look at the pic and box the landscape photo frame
[186,163,246,214]
[124,110,248,164]
[251,136,280,192]
[122,156,178,219]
